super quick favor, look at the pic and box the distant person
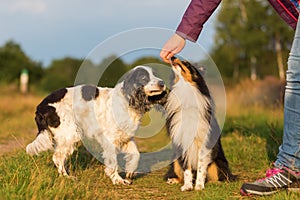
[20,69,29,94]
[160,0,300,196]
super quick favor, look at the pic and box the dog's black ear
[122,68,151,113]
[122,67,150,98]
[122,69,136,98]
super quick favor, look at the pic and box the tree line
[211,0,294,83]
[0,40,164,92]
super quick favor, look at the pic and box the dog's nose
[158,80,165,88]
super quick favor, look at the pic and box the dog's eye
[140,75,146,80]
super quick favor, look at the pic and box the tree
[41,57,83,91]
[0,40,43,84]
[211,0,294,82]
[98,55,129,87]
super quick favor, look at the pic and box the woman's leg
[275,17,300,172]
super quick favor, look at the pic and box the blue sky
[0,0,219,66]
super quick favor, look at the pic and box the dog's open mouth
[147,89,165,96]
[147,90,168,104]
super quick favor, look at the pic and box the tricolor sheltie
[164,57,236,191]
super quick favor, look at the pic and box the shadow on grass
[69,145,102,172]
[68,144,170,180]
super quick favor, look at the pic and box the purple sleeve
[176,0,222,42]
[268,0,298,30]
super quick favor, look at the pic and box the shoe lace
[266,168,284,177]
[257,168,284,182]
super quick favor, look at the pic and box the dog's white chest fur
[166,77,211,168]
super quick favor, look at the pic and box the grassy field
[1,83,300,199]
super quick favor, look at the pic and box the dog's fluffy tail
[26,130,53,155]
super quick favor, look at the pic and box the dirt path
[0,138,26,156]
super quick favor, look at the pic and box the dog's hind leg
[213,138,237,182]
[51,125,79,178]
[165,159,184,184]
[121,138,140,179]
[53,150,68,176]
[52,141,76,177]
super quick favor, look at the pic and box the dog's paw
[167,178,180,184]
[66,175,77,181]
[59,173,77,181]
[194,183,204,191]
[180,183,193,192]
[123,179,133,185]
[113,178,132,185]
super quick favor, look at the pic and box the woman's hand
[160,34,186,63]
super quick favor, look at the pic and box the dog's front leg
[195,153,211,190]
[104,167,132,185]
[121,139,140,179]
[102,145,131,185]
[181,165,193,191]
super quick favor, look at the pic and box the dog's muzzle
[144,79,166,96]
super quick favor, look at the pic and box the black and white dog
[164,57,236,191]
[26,66,167,185]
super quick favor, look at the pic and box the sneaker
[240,166,300,196]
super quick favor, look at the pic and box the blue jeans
[275,18,300,172]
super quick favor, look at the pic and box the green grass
[1,87,300,199]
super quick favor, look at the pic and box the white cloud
[9,0,46,14]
